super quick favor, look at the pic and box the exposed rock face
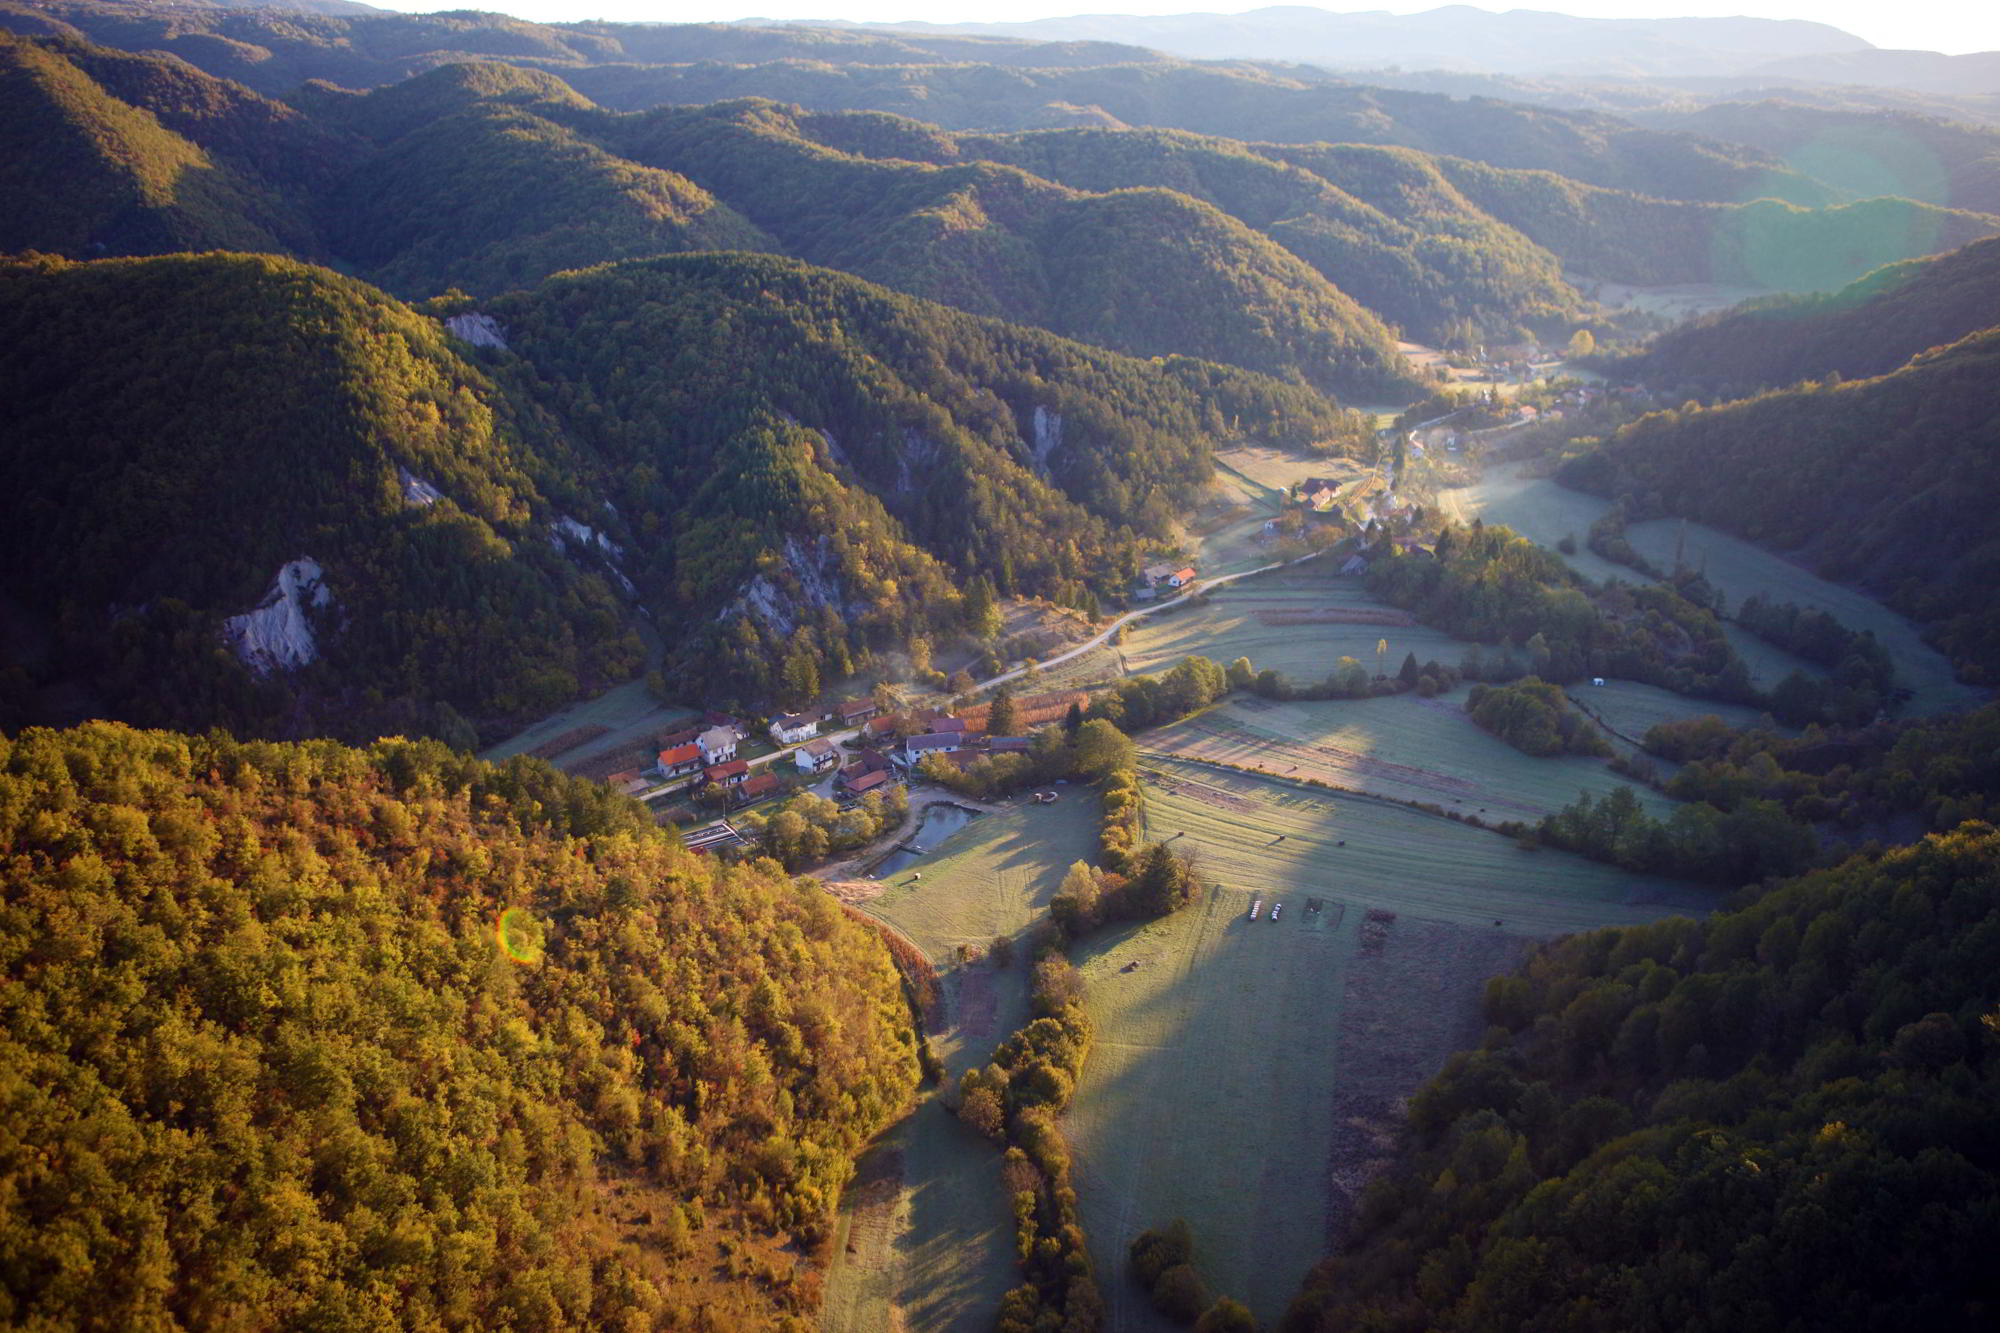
[443,312,507,350]
[723,536,854,637]
[1031,405,1064,471]
[397,465,443,507]
[223,557,331,675]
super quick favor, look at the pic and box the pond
[872,802,983,878]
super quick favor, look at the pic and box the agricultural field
[1439,463,1972,715]
[1143,694,1674,823]
[1436,462,1633,585]
[1621,517,1979,716]
[823,797,1103,1333]
[1061,761,1713,1329]
[1566,679,1781,747]
[1121,570,1469,683]
[1139,757,1712,933]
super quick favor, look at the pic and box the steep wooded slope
[0,251,641,742]
[1281,820,2000,1333]
[0,721,920,1331]
[1559,329,2000,684]
[0,30,308,256]
[485,251,1365,700]
[1621,235,2000,391]
[0,248,1355,736]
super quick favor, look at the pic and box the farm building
[835,697,880,725]
[1167,566,1198,588]
[1142,560,1179,585]
[840,767,892,797]
[609,770,652,798]
[770,712,819,745]
[862,714,905,742]
[1298,478,1341,510]
[696,726,739,765]
[656,742,703,778]
[902,732,962,763]
[987,736,1032,754]
[734,772,781,807]
[703,759,749,788]
[795,737,840,773]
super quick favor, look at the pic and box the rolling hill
[1560,327,2000,685]
[1620,234,2000,391]
[0,719,921,1330]
[0,247,1359,739]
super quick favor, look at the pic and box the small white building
[696,726,739,765]
[795,737,840,774]
[770,712,820,745]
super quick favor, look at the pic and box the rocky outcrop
[223,557,331,675]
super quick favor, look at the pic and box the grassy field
[1061,761,1712,1329]
[1568,679,1779,746]
[1144,694,1675,823]
[823,798,1103,1333]
[1121,570,1468,683]
[1438,463,1972,716]
[1621,517,1979,716]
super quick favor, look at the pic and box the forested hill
[0,721,922,1330]
[0,248,1355,740]
[0,1,1828,207]
[1558,328,2000,685]
[1616,235,2000,392]
[1281,820,2000,1333]
[0,249,642,744]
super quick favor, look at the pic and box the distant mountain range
[829,5,1873,80]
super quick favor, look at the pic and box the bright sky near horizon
[356,3,2000,57]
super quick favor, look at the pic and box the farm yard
[823,797,1103,1333]
[1120,571,1470,682]
[1062,758,1710,1329]
[1144,694,1675,822]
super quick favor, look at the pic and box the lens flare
[496,906,544,964]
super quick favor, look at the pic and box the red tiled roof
[738,773,780,799]
[659,742,700,766]
[842,769,890,793]
[705,760,748,783]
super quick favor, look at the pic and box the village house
[1298,478,1341,510]
[901,731,962,765]
[794,737,840,774]
[835,697,880,726]
[696,725,739,765]
[840,766,892,797]
[770,711,819,745]
[861,714,904,743]
[1166,566,1198,589]
[656,742,703,779]
[1142,560,1178,585]
[734,772,780,807]
[703,759,749,788]
[656,724,702,752]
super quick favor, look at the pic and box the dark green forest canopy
[0,246,1357,738]
[1281,819,2000,1333]
[1560,328,2000,686]
[0,249,640,743]
[1617,233,2000,393]
[0,721,921,1330]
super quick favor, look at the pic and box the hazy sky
[357,3,2000,56]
